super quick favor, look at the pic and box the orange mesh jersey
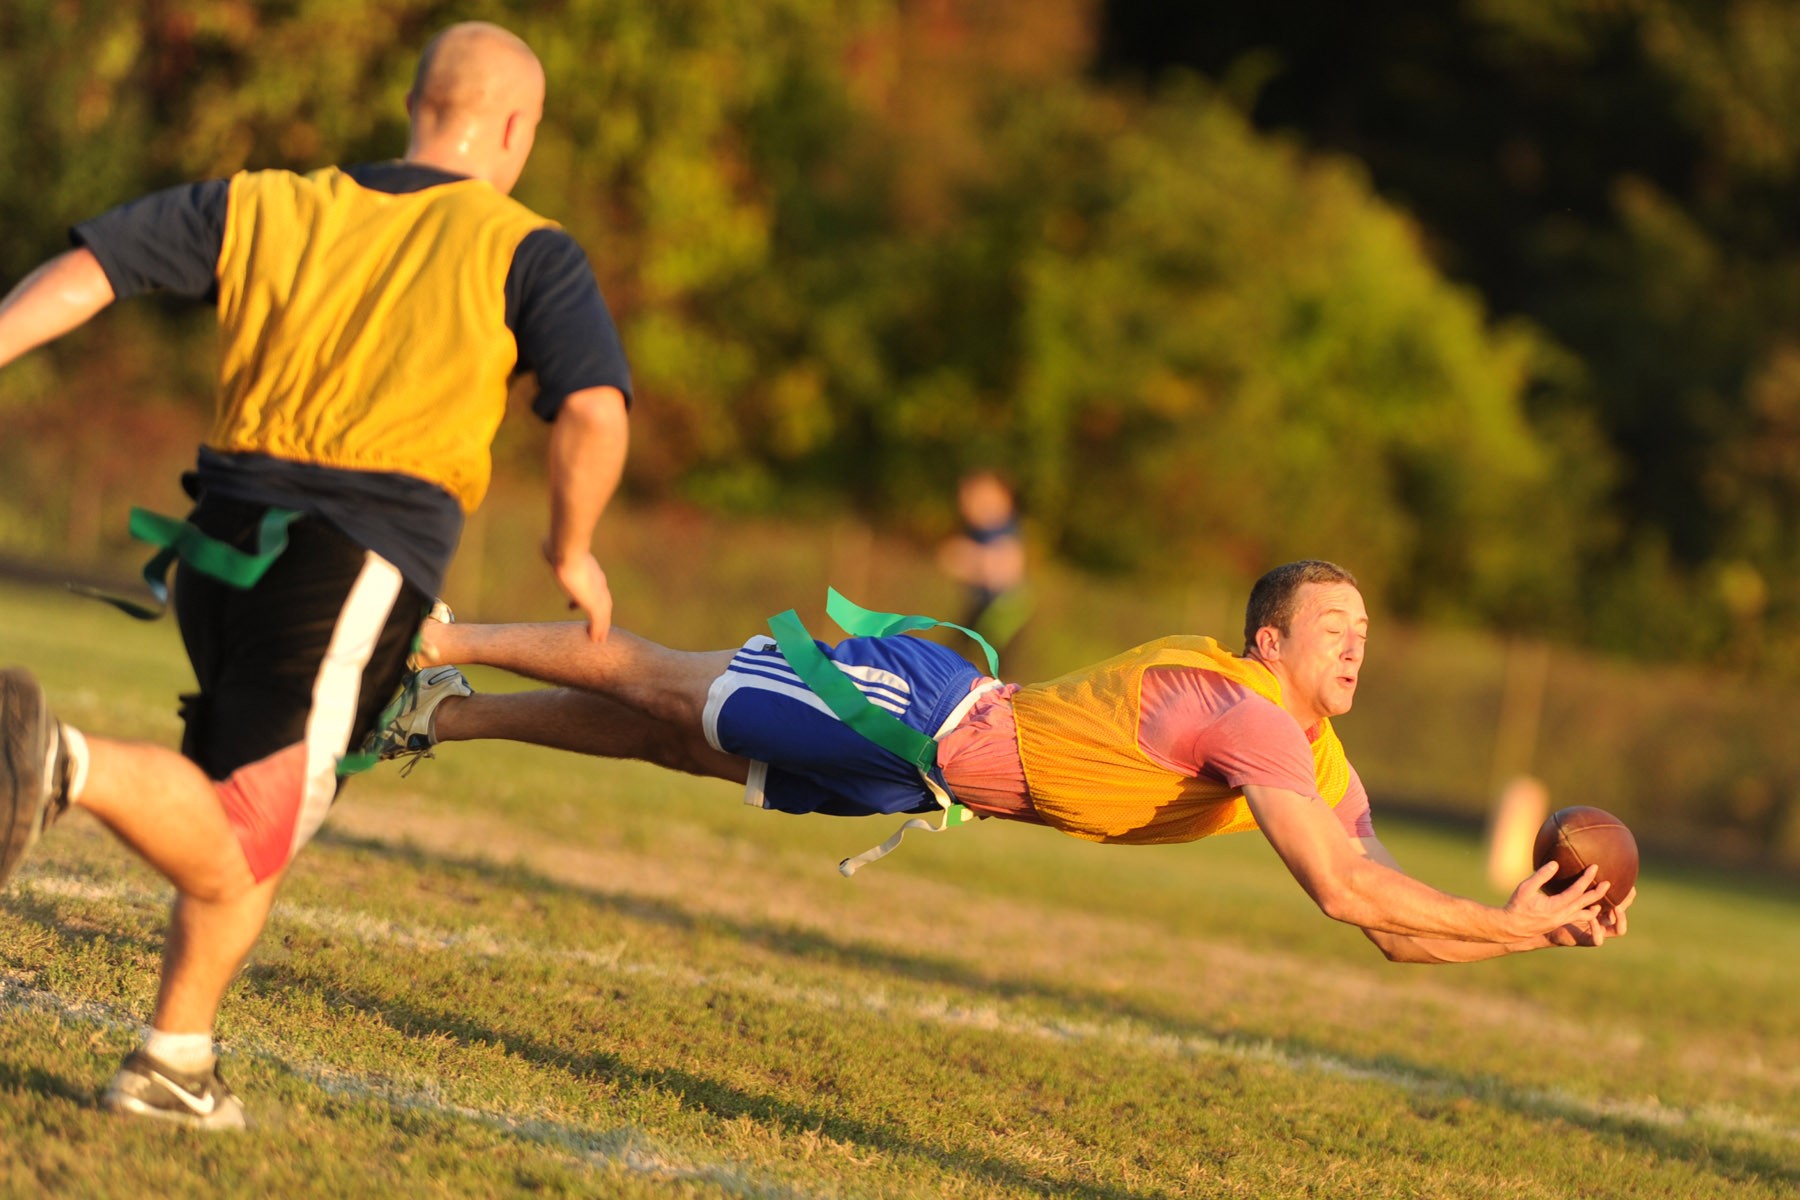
[1009,636,1351,844]
[211,167,554,512]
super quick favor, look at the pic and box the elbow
[1364,929,1431,964]
[1313,883,1424,961]
[1307,855,1398,931]
[1310,876,1368,928]
[561,386,629,432]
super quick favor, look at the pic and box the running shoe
[0,667,73,889]
[364,666,474,774]
[101,1049,247,1131]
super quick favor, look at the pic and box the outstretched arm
[1243,784,1611,949]
[1351,835,1632,963]
[544,384,629,642]
[0,248,116,368]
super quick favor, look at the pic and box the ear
[1254,625,1282,661]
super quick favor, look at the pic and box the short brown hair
[1243,560,1358,652]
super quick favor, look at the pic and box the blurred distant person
[0,21,630,1128]
[1486,776,1549,891]
[372,561,1633,966]
[936,470,1033,662]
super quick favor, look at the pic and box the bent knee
[181,859,261,905]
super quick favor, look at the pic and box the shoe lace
[390,739,438,778]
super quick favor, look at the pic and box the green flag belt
[70,502,377,779]
[765,588,1000,876]
[70,505,303,620]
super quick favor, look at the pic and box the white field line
[0,965,817,1199]
[11,874,1800,1151]
[292,1063,808,1197]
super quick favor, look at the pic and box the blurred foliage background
[4,0,1800,865]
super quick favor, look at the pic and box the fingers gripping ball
[1532,805,1638,910]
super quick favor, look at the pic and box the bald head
[405,22,546,194]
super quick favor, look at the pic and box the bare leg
[421,622,733,729]
[433,687,749,783]
[75,737,256,903]
[151,872,284,1032]
[65,736,266,1034]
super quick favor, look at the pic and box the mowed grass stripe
[11,869,1798,1160]
[6,849,1796,1195]
[0,972,819,1199]
[6,579,1800,1197]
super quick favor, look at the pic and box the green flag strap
[824,587,1000,677]
[68,505,303,620]
[767,608,939,771]
[334,749,379,778]
[767,592,998,877]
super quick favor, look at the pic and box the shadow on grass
[0,1056,99,1107]
[0,882,166,966]
[250,954,1171,1200]
[310,826,1800,1191]
[312,825,1173,1005]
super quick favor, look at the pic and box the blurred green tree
[0,0,1689,664]
[1098,0,1800,664]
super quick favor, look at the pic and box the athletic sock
[143,1029,216,1074]
[59,723,90,804]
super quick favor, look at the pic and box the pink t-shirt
[938,668,1373,839]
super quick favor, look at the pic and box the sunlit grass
[2,578,1797,1198]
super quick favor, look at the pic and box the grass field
[2,578,1798,1199]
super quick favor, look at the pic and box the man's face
[1262,582,1368,725]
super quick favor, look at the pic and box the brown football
[1532,805,1638,910]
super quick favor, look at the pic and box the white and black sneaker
[364,666,474,775]
[101,1050,247,1131]
[1,667,74,889]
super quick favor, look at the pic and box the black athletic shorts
[173,497,427,784]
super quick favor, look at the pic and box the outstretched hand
[1505,861,1610,939]
[544,542,612,642]
[1544,885,1636,948]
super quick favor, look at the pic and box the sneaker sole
[0,668,51,890]
[102,1089,248,1131]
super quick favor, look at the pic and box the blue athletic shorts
[701,633,986,817]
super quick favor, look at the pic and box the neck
[1245,654,1323,730]
[404,133,496,187]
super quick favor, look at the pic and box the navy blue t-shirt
[70,162,632,597]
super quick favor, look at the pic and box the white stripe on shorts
[702,634,914,752]
[702,670,832,753]
[293,551,404,861]
[725,636,913,710]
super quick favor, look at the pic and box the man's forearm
[545,386,629,564]
[1319,854,1524,942]
[1364,927,1551,964]
[0,249,116,368]
[1247,787,1605,947]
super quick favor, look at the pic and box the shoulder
[227,166,320,194]
[512,226,589,275]
[505,228,599,317]
[1139,665,1304,758]
[1138,666,1314,786]
[223,167,350,220]
[72,178,235,301]
[1141,663,1270,716]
